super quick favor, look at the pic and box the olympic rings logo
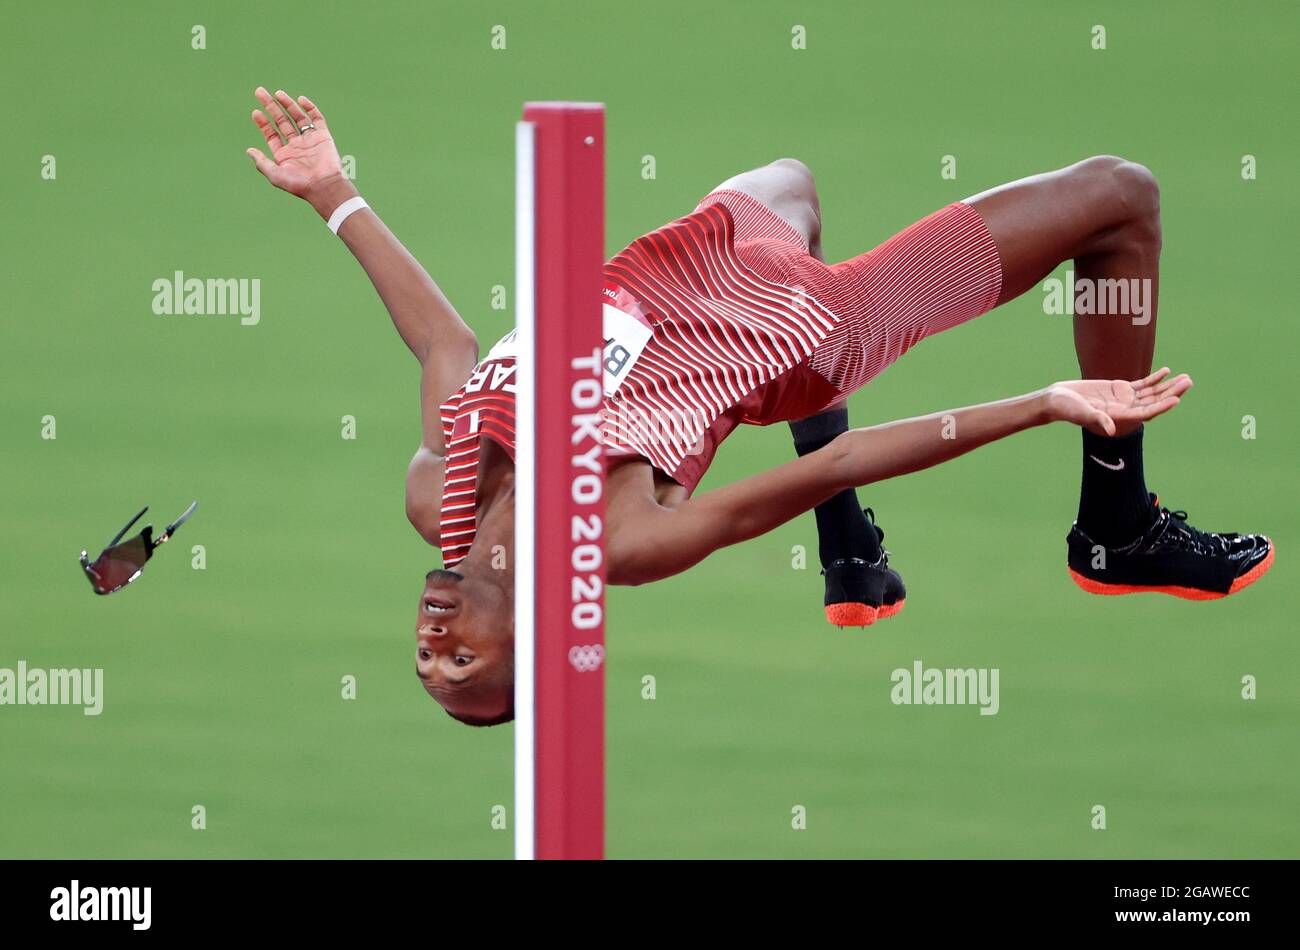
[568,644,605,672]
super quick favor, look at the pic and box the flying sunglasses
[79,502,198,595]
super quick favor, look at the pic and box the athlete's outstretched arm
[609,371,1191,585]
[244,88,477,426]
[244,86,476,544]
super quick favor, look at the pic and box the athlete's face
[416,568,515,724]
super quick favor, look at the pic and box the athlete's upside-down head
[417,567,515,727]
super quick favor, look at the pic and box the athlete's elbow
[607,563,648,587]
[607,536,682,587]
[605,534,639,586]
[421,325,478,367]
[607,551,665,586]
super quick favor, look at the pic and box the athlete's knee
[1074,155,1161,249]
[771,156,813,178]
[769,158,823,240]
[1114,160,1160,254]
[766,157,814,197]
[1076,155,1159,218]
[1112,159,1159,223]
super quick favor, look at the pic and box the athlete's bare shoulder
[406,354,475,548]
[406,445,445,546]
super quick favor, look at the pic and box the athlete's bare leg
[965,155,1161,421]
[965,156,1168,547]
[963,156,1271,594]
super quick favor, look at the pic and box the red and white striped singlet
[437,338,518,567]
[437,190,1002,566]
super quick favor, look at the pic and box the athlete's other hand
[1046,368,1192,436]
[245,87,347,205]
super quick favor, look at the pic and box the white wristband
[326,196,369,235]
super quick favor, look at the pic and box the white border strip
[513,119,537,861]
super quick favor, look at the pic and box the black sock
[789,409,882,566]
[1077,425,1155,546]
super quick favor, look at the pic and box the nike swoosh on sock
[1089,455,1126,471]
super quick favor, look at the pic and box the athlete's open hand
[245,87,345,201]
[1045,368,1192,436]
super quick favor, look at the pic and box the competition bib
[600,282,653,396]
[478,284,654,398]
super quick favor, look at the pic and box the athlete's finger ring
[300,122,316,132]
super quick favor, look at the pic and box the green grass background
[1,0,1295,859]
